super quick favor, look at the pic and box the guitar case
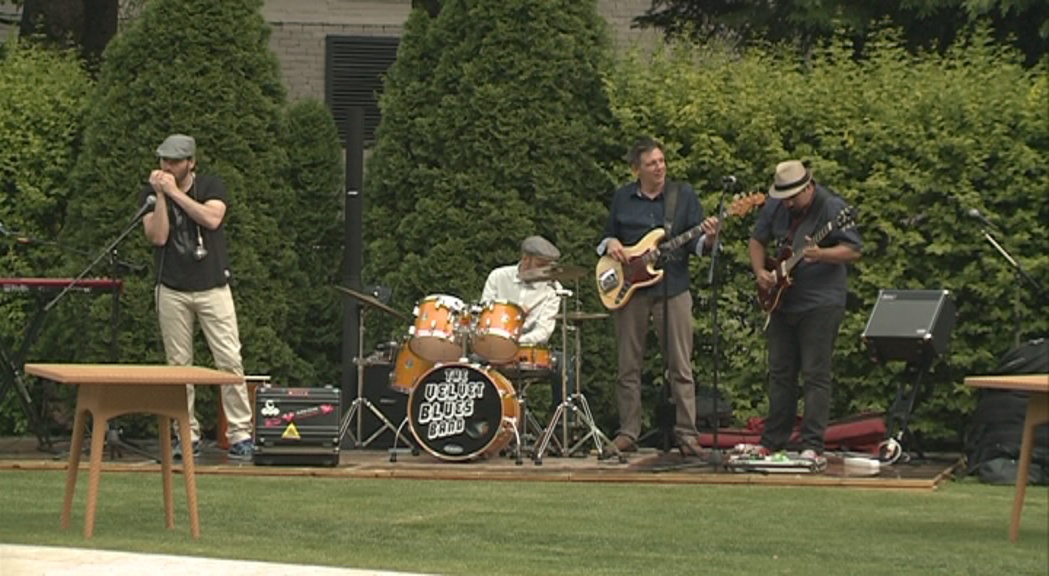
[697,412,887,452]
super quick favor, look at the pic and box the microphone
[722,175,737,187]
[967,208,1002,232]
[132,195,157,221]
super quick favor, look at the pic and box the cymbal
[523,264,589,283]
[333,285,409,322]
[565,311,610,322]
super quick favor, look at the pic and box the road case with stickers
[253,386,341,467]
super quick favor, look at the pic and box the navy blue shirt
[600,180,705,299]
[751,184,861,313]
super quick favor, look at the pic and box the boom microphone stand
[703,178,733,467]
[50,197,156,460]
[974,222,1046,346]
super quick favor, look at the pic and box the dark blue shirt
[600,180,705,299]
[751,184,861,313]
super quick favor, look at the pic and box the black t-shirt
[138,174,232,292]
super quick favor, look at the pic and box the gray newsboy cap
[156,134,196,159]
[521,235,560,260]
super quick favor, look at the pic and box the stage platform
[0,436,961,491]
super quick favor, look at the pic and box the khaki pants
[157,284,252,444]
[613,291,698,441]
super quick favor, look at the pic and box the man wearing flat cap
[481,235,573,406]
[747,160,862,466]
[139,133,254,461]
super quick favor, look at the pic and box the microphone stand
[45,199,154,314]
[977,226,1045,346]
[46,200,156,461]
[0,209,147,452]
[703,183,731,468]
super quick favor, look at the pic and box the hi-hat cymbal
[565,311,610,322]
[522,263,589,283]
[333,285,409,322]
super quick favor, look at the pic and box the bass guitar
[595,193,764,310]
[757,206,857,315]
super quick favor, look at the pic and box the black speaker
[862,289,956,364]
[346,363,408,449]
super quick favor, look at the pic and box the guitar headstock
[835,206,858,230]
[728,192,766,218]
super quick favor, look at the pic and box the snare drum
[473,300,524,363]
[389,340,435,394]
[409,294,469,363]
[407,363,519,461]
[513,345,555,372]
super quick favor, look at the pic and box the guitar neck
[783,220,835,271]
[643,225,704,264]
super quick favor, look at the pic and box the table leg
[177,415,201,538]
[158,415,174,529]
[62,406,87,530]
[84,412,108,539]
[1010,392,1049,542]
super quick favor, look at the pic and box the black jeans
[760,305,845,452]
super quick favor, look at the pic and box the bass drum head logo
[407,363,507,460]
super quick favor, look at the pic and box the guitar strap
[663,180,680,234]
[789,184,828,253]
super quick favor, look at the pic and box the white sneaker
[799,449,820,460]
[799,449,827,471]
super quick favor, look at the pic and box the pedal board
[725,453,827,474]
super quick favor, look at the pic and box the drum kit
[336,262,624,465]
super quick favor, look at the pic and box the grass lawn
[0,469,1046,575]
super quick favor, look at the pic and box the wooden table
[24,363,244,539]
[965,373,1049,542]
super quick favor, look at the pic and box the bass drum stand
[534,286,625,465]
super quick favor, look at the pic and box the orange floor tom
[389,339,435,394]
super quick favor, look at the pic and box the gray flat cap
[156,134,196,159]
[521,235,560,260]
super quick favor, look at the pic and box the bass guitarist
[746,160,862,465]
[596,137,718,456]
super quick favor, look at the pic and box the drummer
[481,235,573,405]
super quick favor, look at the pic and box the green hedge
[606,31,1048,442]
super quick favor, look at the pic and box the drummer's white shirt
[481,264,562,346]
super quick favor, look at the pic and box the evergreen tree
[57,0,300,430]
[364,0,620,353]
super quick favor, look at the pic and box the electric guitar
[595,193,765,310]
[757,206,857,315]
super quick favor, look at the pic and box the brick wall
[0,1,659,102]
[263,0,658,102]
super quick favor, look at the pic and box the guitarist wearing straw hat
[747,160,861,466]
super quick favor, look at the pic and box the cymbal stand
[506,369,561,458]
[534,288,624,465]
[339,307,413,448]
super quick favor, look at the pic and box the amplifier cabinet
[862,289,956,365]
[254,386,341,467]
